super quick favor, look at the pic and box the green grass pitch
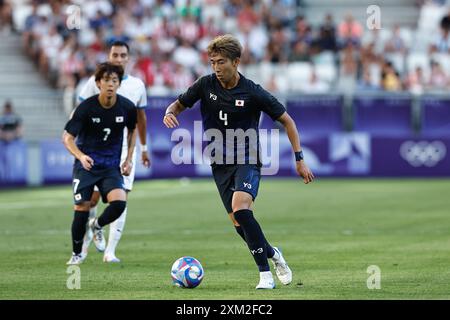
[1,178,449,299]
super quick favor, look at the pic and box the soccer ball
[171,256,204,288]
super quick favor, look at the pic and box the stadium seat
[407,52,430,78]
[430,53,450,74]
[385,53,405,74]
[315,63,338,84]
[353,94,413,136]
[287,62,312,92]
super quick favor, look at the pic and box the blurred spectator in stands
[237,0,260,29]
[381,61,402,91]
[132,50,155,87]
[292,15,313,45]
[178,14,201,44]
[0,101,22,143]
[405,66,427,95]
[264,0,294,28]
[299,67,330,94]
[338,42,359,93]
[265,24,289,63]
[176,0,201,18]
[105,12,130,45]
[316,14,337,52]
[201,0,223,29]
[171,63,194,93]
[338,13,363,47]
[427,60,449,90]
[173,39,200,69]
[357,67,381,91]
[384,25,408,55]
[152,16,178,56]
[288,40,310,62]
[441,8,450,30]
[38,25,63,75]
[429,22,450,53]
[22,2,40,51]
[0,0,13,34]
[236,18,268,62]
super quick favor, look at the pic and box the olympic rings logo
[400,141,447,167]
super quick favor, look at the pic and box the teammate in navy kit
[163,35,314,289]
[63,62,137,265]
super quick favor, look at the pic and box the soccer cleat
[256,271,275,289]
[271,247,292,285]
[103,253,121,263]
[89,218,106,252]
[66,253,85,265]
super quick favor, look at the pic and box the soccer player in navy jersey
[78,41,150,263]
[63,62,137,265]
[163,35,315,289]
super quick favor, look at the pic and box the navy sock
[234,225,246,241]
[234,209,270,272]
[97,200,126,227]
[235,225,275,258]
[71,210,89,255]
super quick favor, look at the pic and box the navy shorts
[211,164,261,213]
[72,167,124,205]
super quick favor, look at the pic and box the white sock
[105,206,127,256]
[260,271,274,279]
[89,206,97,219]
[81,206,98,255]
[272,249,280,261]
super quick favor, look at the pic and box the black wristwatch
[295,151,304,161]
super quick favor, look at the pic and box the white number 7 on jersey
[103,128,111,141]
[219,110,228,126]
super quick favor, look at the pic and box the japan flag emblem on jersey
[116,116,124,123]
[235,99,244,107]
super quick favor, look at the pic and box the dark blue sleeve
[64,105,87,137]
[126,105,137,131]
[253,84,286,121]
[177,76,204,108]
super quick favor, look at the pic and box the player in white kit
[78,41,150,263]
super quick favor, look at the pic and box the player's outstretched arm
[62,131,94,171]
[121,128,136,176]
[137,108,150,167]
[277,112,315,184]
[163,99,186,128]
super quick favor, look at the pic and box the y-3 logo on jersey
[92,118,100,123]
[243,182,252,189]
[116,116,124,123]
[210,93,217,101]
[250,248,263,255]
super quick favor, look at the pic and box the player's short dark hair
[110,40,130,53]
[94,62,124,84]
[207,34,242,61]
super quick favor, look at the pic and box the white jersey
[78,74,147,190]
[78,74,147,108]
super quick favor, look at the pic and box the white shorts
[94,147,137,192]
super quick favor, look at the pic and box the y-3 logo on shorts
[251,248,263,255]
[243,182,252,189]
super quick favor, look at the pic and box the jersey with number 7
[64,94,137,171]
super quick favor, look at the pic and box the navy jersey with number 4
[178,73,286,165]
[64,94,137,170]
